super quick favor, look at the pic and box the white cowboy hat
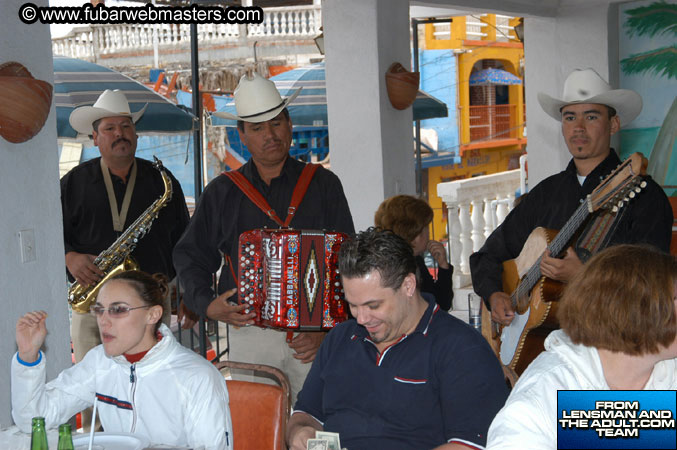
[212,71,301,123]
[537,68,642,126]
[69,89,148,135]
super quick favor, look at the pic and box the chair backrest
[215,361,291,450]
[669,197,677,256]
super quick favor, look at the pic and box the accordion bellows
[238,229,349,331]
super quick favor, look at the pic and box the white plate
[72,432,151,450]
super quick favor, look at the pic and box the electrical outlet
[19,229,36,263]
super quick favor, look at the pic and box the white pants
[227,325,313,404]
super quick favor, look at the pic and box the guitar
[482,153,648,375]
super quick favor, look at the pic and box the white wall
[324,0,415,232]
[521,3,613,186]
[1,0,72,427]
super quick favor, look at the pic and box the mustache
[112,138,132,147]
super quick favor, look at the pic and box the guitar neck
[511,199,591,303]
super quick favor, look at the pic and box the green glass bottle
[57,423,74,450]
[30,416,49,450]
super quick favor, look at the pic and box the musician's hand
[16,310,48,363]
[178,301,199,330]
[489,292,515,326]
[427,240,450,269]
[288,331,326,363]
[206,289,257,326]
[540,247,583,282]
[65,251,103,286]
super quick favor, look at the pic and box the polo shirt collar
[413,293,439,336]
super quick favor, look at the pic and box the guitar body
[482,227,564,375]
[480,153,647,376]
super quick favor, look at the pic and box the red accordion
[237,229,349,331]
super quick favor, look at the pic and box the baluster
[446,202,462,288]
[172,24,181,43]
[123,26,130,50]
[458,201,473,276]
[147,24,154,46]
[496,194,513,225]
[293,11,300,35]
[263,12,270,35]
[87,31,94,58]
[314,7,322,33]
[135,25,142,47]
[307,10,315,35]
[470,198,486,252]
[483,196,493,237]
[276,12,284,35]
[109,26,117,52]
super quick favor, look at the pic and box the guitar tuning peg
[629,191,636,198]
[635,186,641,193]
[640,181,647,188]
[612,206,619,213]
[618,200,624,208]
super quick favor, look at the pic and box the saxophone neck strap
[224,163,319,228]
[101,158,137,232]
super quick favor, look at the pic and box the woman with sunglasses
[11,270,233,450]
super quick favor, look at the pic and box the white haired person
[12,271,233,449]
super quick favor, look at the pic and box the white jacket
[11,324,233,450]
[486,329,677,450]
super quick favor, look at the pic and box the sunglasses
[90,304,151,318]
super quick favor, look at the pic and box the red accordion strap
[224,163,319,228]
[286,163,319,227]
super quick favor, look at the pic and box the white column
[525,4,611,186]
[2,0,72,427]
[324,0,414,232]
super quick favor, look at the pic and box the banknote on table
[315,431,341,450]
[307,438,329,450]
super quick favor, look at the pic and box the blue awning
[53,56,195,138]
[208,62,448,126]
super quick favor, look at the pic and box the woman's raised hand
[16,310,48,363]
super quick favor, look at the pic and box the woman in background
[375,194,453,310]
[12,270,233,450]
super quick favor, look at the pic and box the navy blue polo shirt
[294,294,509,450]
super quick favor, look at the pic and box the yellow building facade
[423,15,526,240]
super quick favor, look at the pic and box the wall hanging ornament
[385,62,419,110]
[0,61,53,143]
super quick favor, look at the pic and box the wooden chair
[669,197,677,256]
[214,361,291,450]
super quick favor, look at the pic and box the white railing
[52,5,321,60]
[248,5,322,37]
[437,169,521,289]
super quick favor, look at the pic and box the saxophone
[68,156,173,313]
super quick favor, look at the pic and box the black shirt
[416,255,453,311]
[61,157,190,280]
[173,157,355,316]
[470,150,673,305]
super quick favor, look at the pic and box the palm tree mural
[621,0,677,188]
